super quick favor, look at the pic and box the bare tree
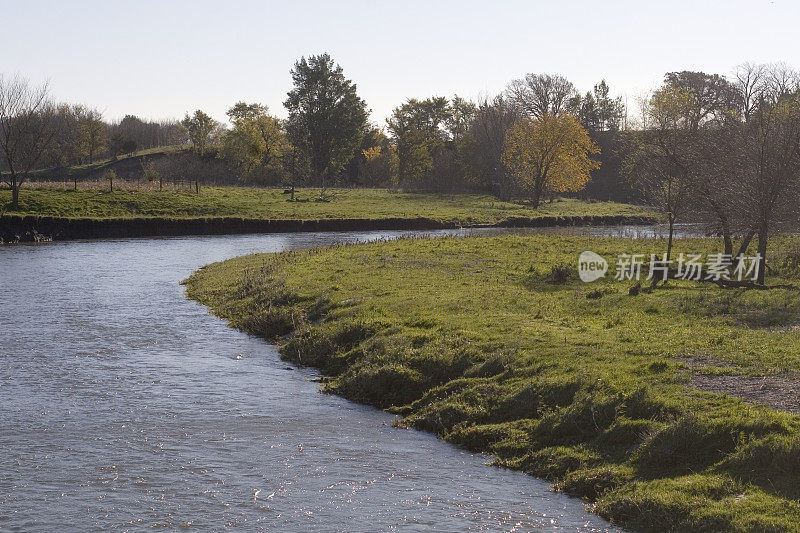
[740,94,800,283]
[461,95,521,199]
[0,76,57,207]
[763,62,800,103]
[734,63,767,120]
[506,73,576,118]
[632,73,742,257]
[623,136,693,263]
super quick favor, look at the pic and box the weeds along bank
[184,234,800,532]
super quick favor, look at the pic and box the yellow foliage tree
[502,113,600,207]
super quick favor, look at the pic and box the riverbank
[0,186,655,242]
[184,234,800,532]
[0,213,657,242]
[0,187,650,220]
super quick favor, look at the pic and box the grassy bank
[1,186,650,223]
[183,234,800,532]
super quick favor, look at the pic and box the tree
[219,102,290,183]
[662,71,738,132]
[108,114,182,151]
[181,109,218,155]
[593,80,625,131]
[622,133,694,264]
[385,96,476,191]
[0,76,57,208]
[45,104,83,166]
[507,73,576,118]
[359,143,398,186]
[460,95,521,199]
[284,53,368,187]
[740,95,800,283]
[502,113,599,208]
[634,74,740,258]
[734,63,767,121]
[387,97,452,188]
[445,96,476,141]
[77,107,105,162]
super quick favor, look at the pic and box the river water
[0,229,627,532]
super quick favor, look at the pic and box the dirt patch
[682,356,800,413]
[691,373,800,414]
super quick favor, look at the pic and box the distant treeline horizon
[2,57,800,215]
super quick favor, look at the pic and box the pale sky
[3,0,799,126]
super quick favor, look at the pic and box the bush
[550,263,574,283]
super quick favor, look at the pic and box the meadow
[0,186,650,223]
[184,233,800,532]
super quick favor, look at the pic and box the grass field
[0,186,651,223]
[184,233,800,532]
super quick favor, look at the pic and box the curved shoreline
[182,235,800,532]
[0,214,657,242]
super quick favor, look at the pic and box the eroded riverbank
[0,213,657,242]
[183,233,800,532]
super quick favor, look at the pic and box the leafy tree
[284,53,368,187]
[502,113,599,207]
[568,80,624,133]
[593,80,625,131]
[219,102,290,183]
[661,71,738,132]
[387,96,471,189]
[445,96,477,141]
[359,143,398,186]
[77,107,105,162]
[181,109,218,155]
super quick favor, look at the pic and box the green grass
[183,234,800,532]
[0,186,652,222]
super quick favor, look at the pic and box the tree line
[170,56,625,202]
[0,55,625,206]
[2,56,800,277]
[626,64,800,284]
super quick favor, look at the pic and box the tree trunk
[11,184,20,208]
[734,226,757,267]
[666,213,675,263]
[756,224,768,285]
[531,180,542,208]
[719,213,733,257]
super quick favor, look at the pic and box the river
[0,229,627,531]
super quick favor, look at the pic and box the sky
[3,0,799,126]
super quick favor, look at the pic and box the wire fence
[19,179,201,192]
